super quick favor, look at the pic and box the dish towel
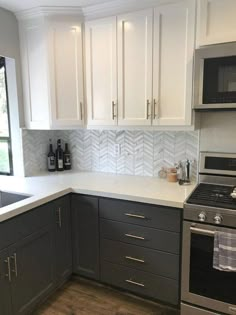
[213,231,236,272]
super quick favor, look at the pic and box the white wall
[199,111,236,153]
[0,7,25,176]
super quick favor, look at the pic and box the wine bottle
[56,139,64,171]
[64,143,71,170]
[47,140,56,172]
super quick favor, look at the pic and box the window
[0,57,13,175]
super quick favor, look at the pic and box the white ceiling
[0,0,116,13]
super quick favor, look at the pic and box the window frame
[0,57,13,176]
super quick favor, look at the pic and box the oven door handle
[190,226,215,237]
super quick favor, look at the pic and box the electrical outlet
[115,144,121,156]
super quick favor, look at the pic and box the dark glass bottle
[56,139,64,171]
[64,143,71,170]
[47,142,56,172]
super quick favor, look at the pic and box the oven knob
[214,214,223,225]
[198,211,207,222]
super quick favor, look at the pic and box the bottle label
[48,157,55,170]
[64,154,71,166]
[58,159,63,169]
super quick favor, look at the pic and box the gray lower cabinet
[99,197,181,305]
[53,196,72,284]
[10,226,54,315]
[71,195,100,280]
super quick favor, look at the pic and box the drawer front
[100,219,180,254]
[99,198,181,232]
[101,261,179,305]
[15,202,53,239]
[0,203,53,250]
[101,239,179,280]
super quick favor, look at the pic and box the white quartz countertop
[0,171,196,222]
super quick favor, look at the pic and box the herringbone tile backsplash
[22,130,199,179]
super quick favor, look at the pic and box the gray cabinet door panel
[10,226,54,315]
[0,248,12,315]
[101,261,179,305]
[99,198,181,232]
[101,239,179,280]
[71,195,100,280]
[53,196,72,283]
[100,219,180,254]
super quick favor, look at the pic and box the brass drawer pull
[125,234,145,240]
[125,279,145,287]
[4,257,11,282]
[125,213,146,219]
[11,253,18,277]
[125,256,145,263]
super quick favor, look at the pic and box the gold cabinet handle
[153,99,159,119]
[125,279,145,287]
[4,257,11,282]
[112,101,117,120]
[124,213,146,219]
[80,102,83,121]
[125,233,145,240]
[125,256,145,264]
[11,253,18,278]
[146,100,151,119]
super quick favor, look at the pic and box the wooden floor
[34,278,179,315]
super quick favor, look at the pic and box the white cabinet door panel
[198,0,236,46]
[19,20,50,129]
[49,21,84,128]
[118,9,153,126]
[153,1,195,126]
[86,17,117,126]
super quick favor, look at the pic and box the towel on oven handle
[213,231,236,272]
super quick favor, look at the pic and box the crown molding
[16,6,84,20]
[82,0,179,19]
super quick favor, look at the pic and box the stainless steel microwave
[194,42,236,110]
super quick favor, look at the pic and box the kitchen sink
[0,191,30,208]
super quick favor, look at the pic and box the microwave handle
[190,226,215,237]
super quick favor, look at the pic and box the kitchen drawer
[0,203,53,250]
[99,198,181,232]
[100,219,180,254]
[101,238,179,280]
[101,260,179,305]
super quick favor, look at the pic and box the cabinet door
[85,17,117,126]
[71,195,100,280]
[153,0,195,126]
[53,196,72,283]
[48,17,84,128]
[117,9,153,126]
[0,249,12,315]
[10,227,54,315]
[198,0,236,46]
[19,18,50,130]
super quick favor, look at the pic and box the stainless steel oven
[182,221,236,315]
[181,152,236,315]
[194,42,236,110]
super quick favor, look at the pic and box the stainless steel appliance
[181,152,236,315]
[194,42,236,110]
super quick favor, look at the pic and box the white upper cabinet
[153,0,196,126]
[117,9,153,126]
[85,17,117,126]
[197,0,236,46]
[19,11,84,129]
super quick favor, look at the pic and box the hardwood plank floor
[34,278,179,315]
